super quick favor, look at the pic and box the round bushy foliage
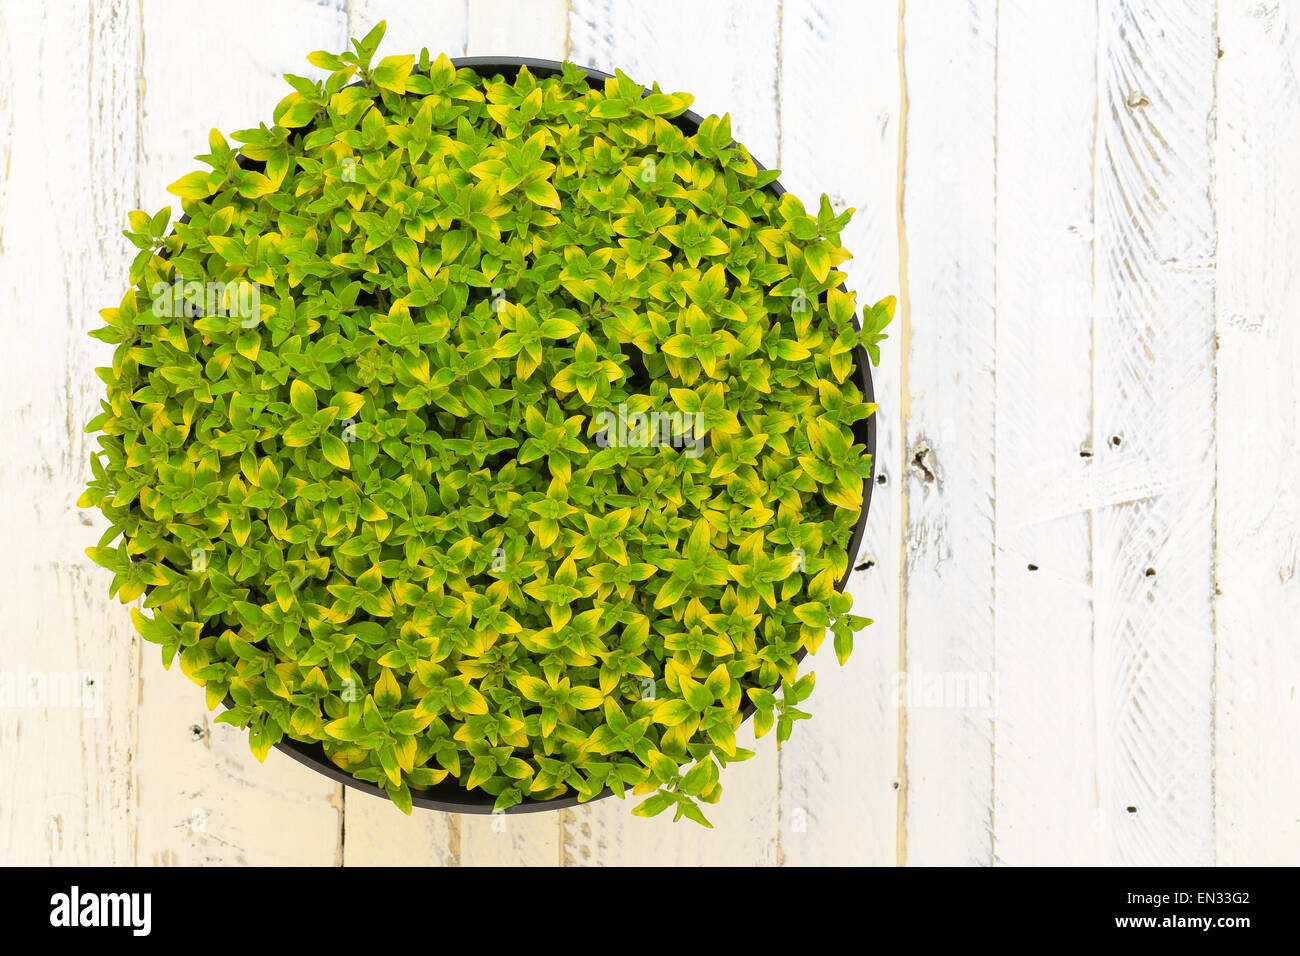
[81,23,891,823]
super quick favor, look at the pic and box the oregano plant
[81,21,892,824]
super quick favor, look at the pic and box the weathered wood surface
[0,0,1293,865]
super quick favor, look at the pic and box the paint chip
[909,441,938,484]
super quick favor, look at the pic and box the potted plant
[80,22,891,824]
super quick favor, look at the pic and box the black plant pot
[215,55,877,814]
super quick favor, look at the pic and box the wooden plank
[562,721,777,866]
[1091,0,1217,865]
[0,0,141,866]
[1213,0,1300,866]
[560,0,784,865]
[349,0,469,59]
[466,0,569,59]
[773,0,902,867]
[3,0,1254,870]
[989,0,1100,864]
[339,789,458,867]
[333,0,469,868]
[131,0,351,866]
[897,0,998,866]
[568,0,778,149]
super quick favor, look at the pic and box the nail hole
[854,559,875,572]
[1126,805,1137,814]
[1027,563,1039,572]
[876,473,887,485]
[1110,435,1123,447]
[1145,567,1156,577]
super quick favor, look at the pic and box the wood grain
[132,0,351,866]
[990,0,1100,865]
[1213,0,1300,867]
[0,0,142,866]
[1092,0,1217,866]
[3,0,1295,868]
[773,0,902,867]
[897,0,999,866]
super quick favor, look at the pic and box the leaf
[167,171,216,202]
[290,379,317,416]
[539,318,579,339]
[803,241,831,282]
[283,420,317,447]
[652,698,695,727]
[373,54,416,93]
[674,797,713,828]
[274,92,319,129]
[374,668,403,709]
[680,675,712,711]
[569,686,604,710]
[321,432,351,469]
[523,179,561,208]
[793,602,830,628]
[646,750,679,785]
[833,628,854,665]
[632,792,672,818]
[516,675,549,703]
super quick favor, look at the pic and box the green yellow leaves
[372,54,416,93]
[167,170,220,202]
[289,378,317,417]
[494,303,579,380]
[281,378,344,464]
[860,294,896,365]
[273,92,319,129]
[798,419,874,510]
[82,24,890,827]
[551,333,623,403]
[661,305,738,378]
[660,208,729,267]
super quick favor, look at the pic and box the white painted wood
[340,789,458,867]
[896,0,998,866]
[774,0,901,867]
[7,0,1300,868]
[134,693,342,865]
[1091,0,1217,866]
[990,0,1101,865]
[568,0,781,162]
[466,0,568,59]
[561,719,777,866]
[132,0,351,865]
[349,0,469,59]
[1213,0,1300,867]
[0,0,142,866]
